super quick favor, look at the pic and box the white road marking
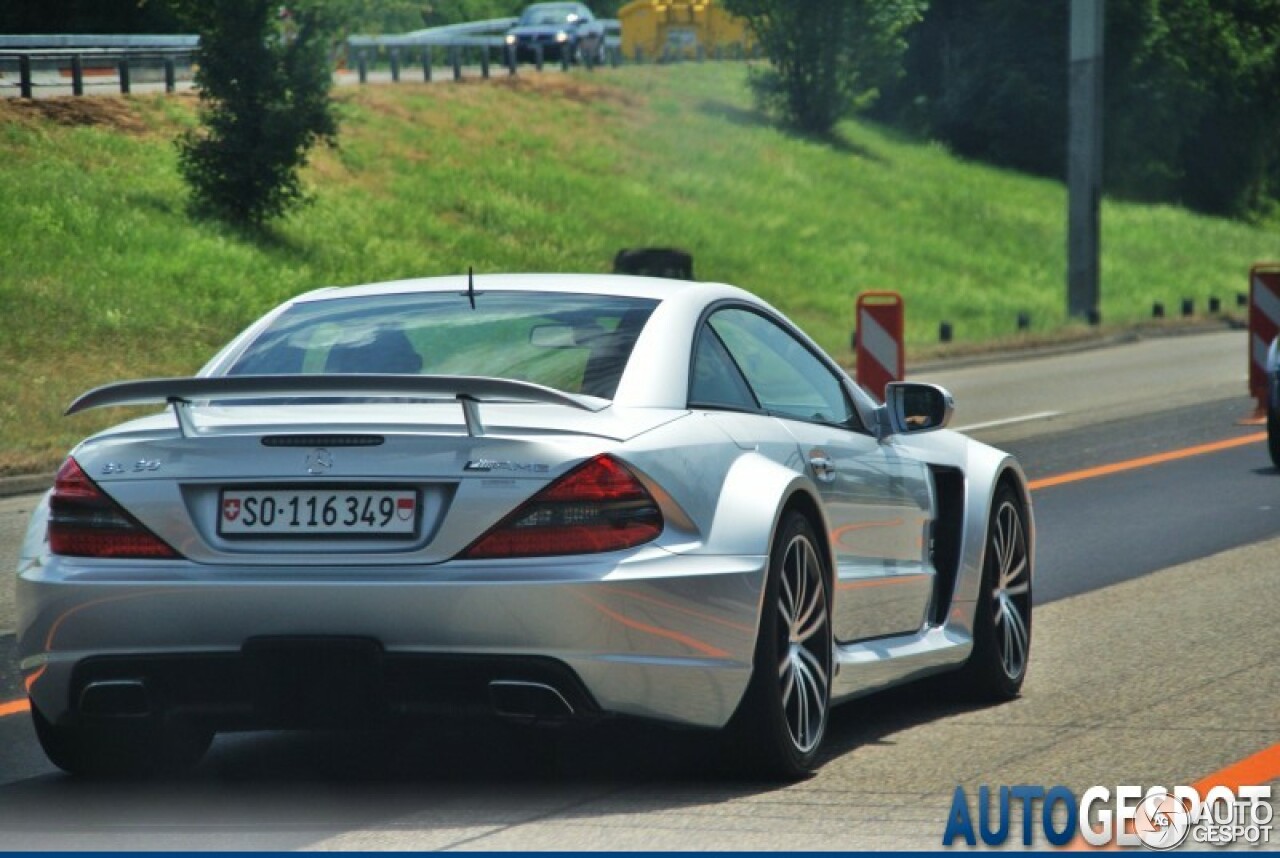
[952,410,1064,433]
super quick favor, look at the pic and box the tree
[880,0,1280,219]
[166,0,340,226]
[723,0,925,135]
[1108,0,1280,216]
[0,0,181,34]
[878,0,1067,177]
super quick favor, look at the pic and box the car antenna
[466,266,477,310]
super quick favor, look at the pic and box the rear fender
[702,452,833,606]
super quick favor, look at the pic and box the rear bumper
[17,550,766,730]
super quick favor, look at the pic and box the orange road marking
[1029,433,1266,491]
[1067,742,1280,850]
[1192,741,1280,794]
[0,698,29,718]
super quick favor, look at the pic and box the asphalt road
[916,329,1245,445]
[0,329,1276,849]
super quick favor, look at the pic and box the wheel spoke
[1005,601,1029,674]
[1000,557,1028,589]
[780,659,796,705]
[791,549,807,630]
[991,518,1005,572]
[794,559,823,633]
[796,644,828,693]
[1001,604,1014,671]
[795,601,827,644]
[793,656,826,750]
[1002,508,1017,574]
[780,559,797,623]
[1003,581,1029,597]
[793,661,810,745]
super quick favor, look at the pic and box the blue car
[505,2,606,65]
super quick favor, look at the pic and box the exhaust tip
[488,680,575,720]
[78,680,152,718]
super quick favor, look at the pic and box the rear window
[227,291,658,400]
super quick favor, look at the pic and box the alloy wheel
[776,533,830,754]
[990,500,1030,680]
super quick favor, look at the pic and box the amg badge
[464,459,549,473]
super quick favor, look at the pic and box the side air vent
[261,435,385,448]
[928,465,965,626]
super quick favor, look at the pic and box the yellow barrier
[617,0,754,61]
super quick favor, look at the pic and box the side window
[689,325,759,411]
[708,308,855,426]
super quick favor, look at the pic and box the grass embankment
[2,63,1278,474]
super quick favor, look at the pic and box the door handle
[809,455,836,483]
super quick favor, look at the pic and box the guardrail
[0,22,757,99]
[343,17,758,85]
[345,17,624,81]
[0,37,197,98]
[345,35,624,81]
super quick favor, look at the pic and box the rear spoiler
[66,374,602,438]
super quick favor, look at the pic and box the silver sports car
[16,274,1034,779]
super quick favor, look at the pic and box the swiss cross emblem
[223,498,241,522]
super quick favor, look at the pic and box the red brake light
[462,455,663,559]
[49,458,180,559]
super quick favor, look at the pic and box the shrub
[169,0,340,226]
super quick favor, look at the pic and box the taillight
[462,455,663,559]
[48,458,180,559]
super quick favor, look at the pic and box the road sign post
[1067,0,1104,323]
[854,292,905,402]
[1248,263,1280,417]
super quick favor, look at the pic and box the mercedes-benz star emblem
[305,448,333,475]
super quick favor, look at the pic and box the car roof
[293,273,712,304]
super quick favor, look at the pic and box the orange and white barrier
[1248,263,1280,413]
[854,291,904,402]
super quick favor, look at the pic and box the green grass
[2,63,1278,474]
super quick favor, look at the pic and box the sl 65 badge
[102,460,162,475]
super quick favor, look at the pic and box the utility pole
[1067,0,1103,323]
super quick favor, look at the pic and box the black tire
[949,484,1032,701]
[1268,398,1280,469]
[31,704,212,778]
[724,510,832,780]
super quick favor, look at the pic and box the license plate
[218,488,419,537]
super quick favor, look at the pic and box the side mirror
[884,382,954,435]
